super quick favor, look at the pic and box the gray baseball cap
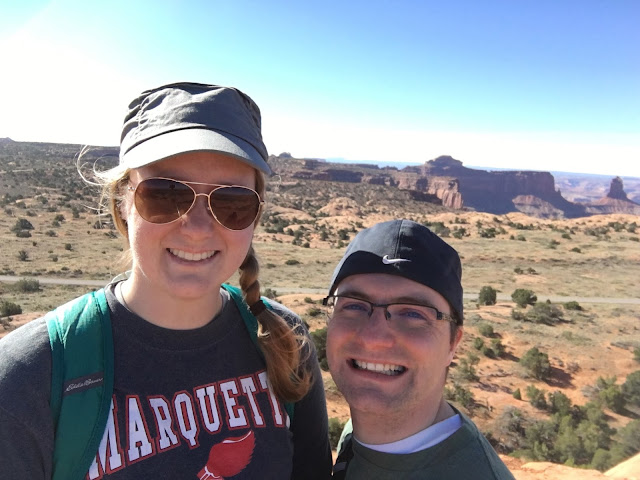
[328,219,464,323]
[119,82,271,174]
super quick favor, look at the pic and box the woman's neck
[119,279,223,329]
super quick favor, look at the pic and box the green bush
[526,385,547,410]
[444,383,475,410]
[564,301,582,311]
[478,286,497,306]
[526,302,564,325]
[13,278,41,293]
[263,287,278,299]
[310,327,328,371]
[511,289,537,308]
[622,370,640,407]
[0,300,22,317]
[328,417,346,450]
[548,391,572,416]
[307,307,323,317]
[513,388,522,400]
[473,337,484,350]
[520,347,551,380]
[617,419,640,457]
[490,338,506,358]
[11,218,34,232]
[478,323,494,337]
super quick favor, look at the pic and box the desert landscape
[1,140,639,478]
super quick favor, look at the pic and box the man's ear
[447,327,464,364]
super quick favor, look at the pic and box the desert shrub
[64,243,73,251]
[328,417,346,450]
[444,383,475,410]
[310,327,328,371]
[490,338,506,358]
[284,259,300,266]
[263,287,278,299]
[564,301,582,311]
[617,419,640,457]
[526,385,547,410]
[457,355,479,382]
[514,266,523,274]
[478,323,494,337]
[11,218,34,232]
[634,347,640,363]
[621,370,640,407]
[473,337,485,350]
[513,388,522,400]
[526,302,564,325]
[520,347,551,380]
[598,384,626,413]
[0,300,22,317]
[478,286,497,306]
[561,233,571,239]
[15,230,32,238]
[45,230,57,237]
[571,247,582,253]
[18,250,29,261]
[548,391,572,416]
[307,307,322,317]
[511,289,537,307]
[304,297,314,304]
[13,278,41,293]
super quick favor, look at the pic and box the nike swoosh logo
[382,255,411,265]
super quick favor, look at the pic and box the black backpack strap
[333,432,354,479]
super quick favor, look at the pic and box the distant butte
[269,154,640,219]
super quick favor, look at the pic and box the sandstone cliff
[268,154,638,219]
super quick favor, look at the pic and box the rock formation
[586,176,640,215]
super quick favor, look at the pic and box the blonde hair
[86,153,312,402]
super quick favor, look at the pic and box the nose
[180,195,217,234]
[357,306,394,347]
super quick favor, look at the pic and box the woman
[0,83,332,479]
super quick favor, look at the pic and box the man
[325,219,514,479]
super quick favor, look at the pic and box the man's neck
[351,398,456,445]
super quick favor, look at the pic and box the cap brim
[120,128,272,175]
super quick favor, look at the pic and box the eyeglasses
[322,295,456,332]
[129,177,264,231]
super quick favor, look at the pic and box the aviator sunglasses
[130,177,264,231]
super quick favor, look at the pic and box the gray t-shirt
[0,284,331,479]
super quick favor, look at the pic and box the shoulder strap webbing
[46,289,113,480]
[222,283,295,421]
[332,433,354,479]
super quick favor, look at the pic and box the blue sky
[1,0,638,177]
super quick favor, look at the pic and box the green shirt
[335,408,514,480]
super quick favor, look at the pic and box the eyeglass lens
[134,178,261,230]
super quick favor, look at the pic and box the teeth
[169,249,216,261]
[353,360,405,376]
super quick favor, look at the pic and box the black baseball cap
[119,82,271,174]
[328,219,464,323]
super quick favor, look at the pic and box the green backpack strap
[222,283,295,422]
[46,289,114,480]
